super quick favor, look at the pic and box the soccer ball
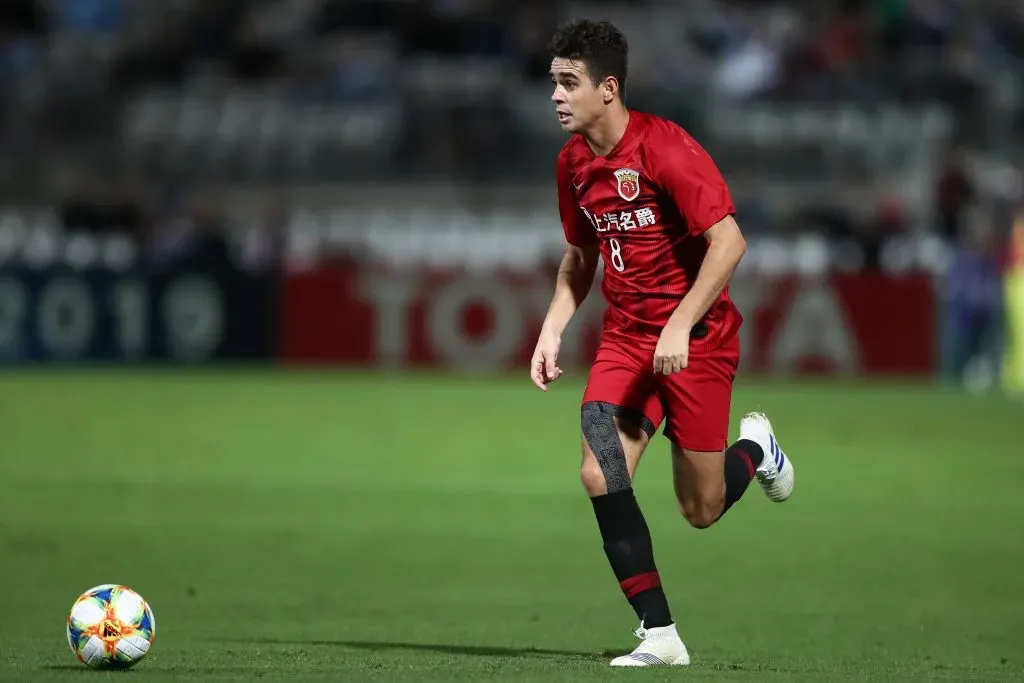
[66,584,156,669]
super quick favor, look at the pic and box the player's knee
[580,460,608,497]
[581,402,631,495]
[679,498,720,529]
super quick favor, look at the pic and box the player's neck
[584,106,630,157]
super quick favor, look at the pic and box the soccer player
[530,19,796,667]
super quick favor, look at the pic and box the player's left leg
[739,411,795,503]
[669,414,794,527]
[659,334,794,528]
[668,428,770,527]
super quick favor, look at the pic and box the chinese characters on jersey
[580,207,658,233]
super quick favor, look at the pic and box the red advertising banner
[279,261,936,375]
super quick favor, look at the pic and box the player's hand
[530,332,563,391]
[654,323,690,375]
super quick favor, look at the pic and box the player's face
[550,58,613,134]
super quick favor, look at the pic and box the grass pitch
[0,370,1021,682]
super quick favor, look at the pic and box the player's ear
[602,77,618,104]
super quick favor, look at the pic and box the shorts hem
[662,431,728,453]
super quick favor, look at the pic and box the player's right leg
[580,341,689,667]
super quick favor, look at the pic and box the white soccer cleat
[739,411,795,502]
[608,622,690,667]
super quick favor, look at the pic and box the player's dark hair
[550,19,628,101]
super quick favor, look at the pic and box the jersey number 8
[608,238,625,272]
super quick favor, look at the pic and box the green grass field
[1,371,1022,682]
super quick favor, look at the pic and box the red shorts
[581,331,740,452]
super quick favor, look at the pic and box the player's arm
[532,149,600,390]
[542,148,601,337]
[649,124,745,331]
[541,242,600,339]
[667,216,746,331]
[533,242,599,390]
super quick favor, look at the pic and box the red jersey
[557,110,743,354]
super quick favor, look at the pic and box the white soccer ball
[66,584,156,669]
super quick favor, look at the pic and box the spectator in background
[59,173,149,238]
[938,32,986,120]
[989,0,1024,62]
[511,4,559,80]
[53,0,123,34]
[110,17,189,92]
[59,172,106,234]
[400,0,499,57]
[147,194,231,272]
[790,182,864,240]
[107,177,152,238]
[314,0,400,34]
[878,0,957,54]
[856,194,906,271]
[1004,211,1024,396]
[0,0,48,37]
[183,198,233,270]
[185,0,250,64]
[940,208,1004,387]
[228,18,286,82]
[934,144,975,242]
[815,0,869,74]
[322,37,393,100]
[0,0,48,85]
[712,22,782,100]
[240,195,286,272]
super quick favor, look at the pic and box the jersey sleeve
[556,146,598,247]
[647,122,735,237]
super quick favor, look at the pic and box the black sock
[719,439,765,518]
[591,489,673,628]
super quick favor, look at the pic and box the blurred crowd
[2,0,1022,388]
[0,0,1021,271]
[4,0,1023,99]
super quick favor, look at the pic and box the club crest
[614,168,640,201]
